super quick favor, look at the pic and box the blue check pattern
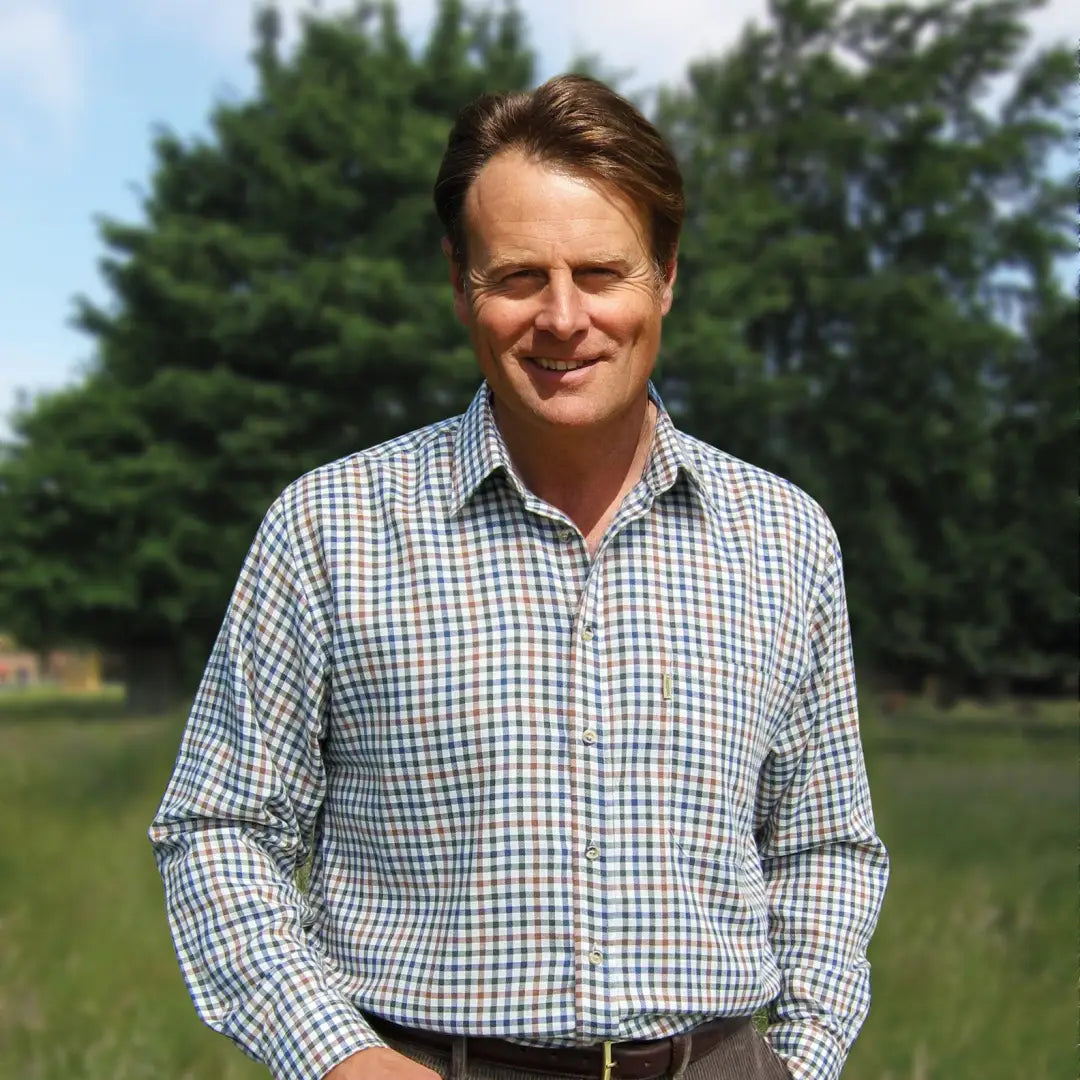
[150,383,888,1080]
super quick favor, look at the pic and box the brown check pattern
[149,384,888,1080]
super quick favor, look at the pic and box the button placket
[554,514,600,1025]
[569,570,614,1036]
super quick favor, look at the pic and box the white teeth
[533,357,591,371]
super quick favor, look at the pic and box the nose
[534,273,589,340]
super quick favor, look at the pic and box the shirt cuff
[245,969,388,1080]
[765,1020,844,1080]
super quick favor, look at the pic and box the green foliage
[0,1,533,691]
[656,0,1074,686]
[0,0,1071,693]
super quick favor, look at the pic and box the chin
[531,402,613,430]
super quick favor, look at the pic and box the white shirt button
[556,528,572,542]
[582,729,598,745]
[581,626,594,642]
[585,845,600,861]
[588,949,603,966]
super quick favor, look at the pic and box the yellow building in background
[46,650,104,692]
[0,634,103,691]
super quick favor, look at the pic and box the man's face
[448,151,676,440]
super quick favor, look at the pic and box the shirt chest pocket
[659,653,769,862]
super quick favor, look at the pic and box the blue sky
[0,0,1073,437]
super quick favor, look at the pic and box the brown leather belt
[364,1013,752,1080]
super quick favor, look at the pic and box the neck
[495,397,657,546]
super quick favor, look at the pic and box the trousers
[379,1022,792,1080]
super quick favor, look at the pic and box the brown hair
[434,74,684,275]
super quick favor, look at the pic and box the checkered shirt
[150,383,888,1080]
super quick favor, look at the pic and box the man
[150,75,888,1080]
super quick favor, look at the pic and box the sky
[0,0,1074,436]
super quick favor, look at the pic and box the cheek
[591,299,660,343]
[473,300,534,346]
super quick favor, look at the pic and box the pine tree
[656,0,1073,688]
[0,1,534,709]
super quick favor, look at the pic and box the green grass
[0,714,264,1080]
[0,699,1074,1079]
[0,684,127,722]
[844,744,1075,1079]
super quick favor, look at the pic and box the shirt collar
[643,382,703,497]
[450,384,515,514]
[450,381,703,514]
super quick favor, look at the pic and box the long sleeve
[148,496,385,1080]
[754,535,889,1080]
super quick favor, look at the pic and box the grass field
[0,694,1074,1079]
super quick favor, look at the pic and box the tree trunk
[122,645,185,716]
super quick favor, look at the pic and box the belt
[364,1013,752,1080]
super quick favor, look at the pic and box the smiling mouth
[529,356,598,372]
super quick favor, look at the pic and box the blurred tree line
[0,0,1072,711]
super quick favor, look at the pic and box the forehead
[462,151,651,264]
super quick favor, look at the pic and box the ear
[659,251,678,316]
[442,236,469,326]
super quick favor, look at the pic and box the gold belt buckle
[602,1041,616,1080]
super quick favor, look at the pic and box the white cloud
[539,0,763,89]
[122,0,438,57]
[129,0,295,55]
[120,0,752,85]
[557,0,1073,89]
[117,0,1074,94]
[1026,1,1075,44]
[0,0,83,141]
